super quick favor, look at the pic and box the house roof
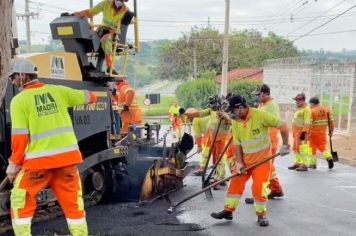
[215,68,263,84]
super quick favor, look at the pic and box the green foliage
[227,80,262,106]
[158,28,300,81]
[137,95,176,116]
[176,77,217,109]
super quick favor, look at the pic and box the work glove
[279,144,291,156]
[234,161,245,175]
[217,111,230,121]
[300,131,306,141]
[123,105,129,111]
[6,161,21,183]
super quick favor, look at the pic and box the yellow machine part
[23,52,82,81]
[140,160,184,201]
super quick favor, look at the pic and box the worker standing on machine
[115,78,142,133]
[73,0,132,74]
[6,58,97,235]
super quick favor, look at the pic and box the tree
[0,0,14,108]
[158,28,300,81]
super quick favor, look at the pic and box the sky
[14,0,356,51]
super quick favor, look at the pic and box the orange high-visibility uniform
[309,105,334,165]
[117,81,143,133]
[168,105,182,137]
[224,108,288,216]
[9,83,96,235]
[199,109,230,180]
[292,104,311,167]
[258,97,283,194]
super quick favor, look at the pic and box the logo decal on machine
[50,56,65,79]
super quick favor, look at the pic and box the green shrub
[228,80,262,106]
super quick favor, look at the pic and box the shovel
[0,176,9,192]
[202,118,223,200]
[327,114,338,162]
[167,153,280,214]
[203,136,233,189]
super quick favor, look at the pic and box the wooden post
[0,0,14,108]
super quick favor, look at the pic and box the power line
[286,0,346,36]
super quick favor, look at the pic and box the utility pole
[220,0,230,96]
[24,0,31,52]
[0,0,14,107]
[193,42,197,80]
[17,0,38,53]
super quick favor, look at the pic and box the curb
[338,157,356,167]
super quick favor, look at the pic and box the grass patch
[137,95,176,116]
[320,95,350,116]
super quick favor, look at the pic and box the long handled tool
[203,136,233,188]
[327,114,338,162]
[201,118,223,200]
[0,176,9,192]
[186,151,198,160]
[167,153,280,213]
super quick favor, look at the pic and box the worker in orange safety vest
[114,79,142,133]
[168,100,182,138]
[308,96,334,169]
[288,93,311,171]
[210,95,290,227]
[6,58,97,235]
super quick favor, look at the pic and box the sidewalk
[332,133,356,166]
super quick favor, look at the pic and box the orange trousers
[309,132,327,155]
[269,129,283,194]
[11,165,86,222]
[224,160,272,216]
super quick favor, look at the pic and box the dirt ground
[332,133,356,166]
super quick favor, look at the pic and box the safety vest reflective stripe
[241,134,269,146]
[293,117,310,126]
[226,194,241,199]
[12,128,29,135]
[311,119,328,125]
[243,142,271,154]
[124,88,134,94]
[67,217,87,225]
[25,144,79,160]
[30,126,74,142]
[12,217,32,225]
[83,90,90,104]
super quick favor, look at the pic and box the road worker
[115,79,142,133]
[251,84,284,199]
[192,116,210,175]
[186,96,230,186]
[210,95,290,227]
[288,93,311,171]
[6,58,97,235]
[73,0,132,74]
[308,97,334,169]
[168,100,182,138]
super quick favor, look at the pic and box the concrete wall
[263,57,356,135]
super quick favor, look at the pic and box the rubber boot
[194,168,205,176]
[245,197,254,204]
[296,165,308,171]
[309,164,317,169]
[211,210,233,220]
[267,191,284,199]
[288,164,299,170]
[327,158,334,169]
[257,215,269,227]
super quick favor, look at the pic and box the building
[215,68,263,84]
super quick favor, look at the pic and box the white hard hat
[8,58,38,77]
